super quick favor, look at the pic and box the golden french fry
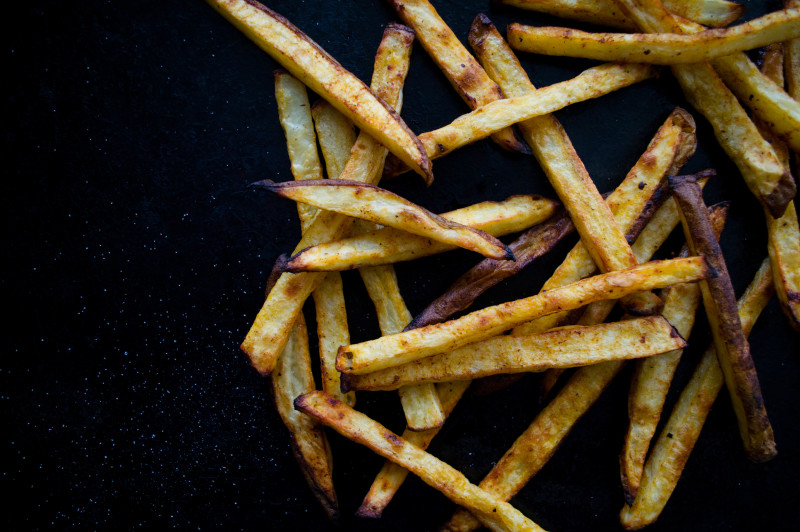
[270,314,338,521]
[507,9,800,64]
[620,204,728,503]
[310,100,356,180]
[274,70,324,230]
[382,62,657,177]
[241,23,413,375]
[294,391,546,532]
[385,0,528,154]
[670,174,776,462]
[611,0,796,218]
[441,185,717,532]
[356,380,470,518]
[207,0,431,181]
[512,112,699,337]
[620,259,775,529]
[495,0,744,29]
[256,179,513,261]
[312,272,354,406]
[358,259,444,431]
[786,0,800,99]
[337,256,713,374]
[342,317,685,391]
[284,194,558,272]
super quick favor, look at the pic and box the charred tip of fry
[504,247,516,261]
[249,178,277,191]
[273,68,289,79]
[355,504,382,519]
[265,253,289,294]
[339,373,353,393]
[764,171,797,218]
[468,12,494,48]
[384,21,415,39]
[746,440,778,463]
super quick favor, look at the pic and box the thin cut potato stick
[512,114,700,337]
[206,1,430,180]
[495,0,744,29]
[294,391,547,532]
[337,256,713,374]
[670,174,776,461]
[241,24,414,375]
[441,201,719,532]
[471,14,661,316]
[271,314,338,521]
[620,259,775,530]
[611,0,796,218]
[385,0,528,154]
[382,62,657,177]
[358,259,444,431]
[620,204,728,503]
[342,317,686,391]
[311,101,356,180]
[274,70,324,230]
[356,380,470,518]
[507,9,800,64]
[409,209,575,327]
[312,273,355,406]
[254,179,513,261]
[284,194,559,272]
[786,0,800,99]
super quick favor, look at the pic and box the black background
[4,0,799,530]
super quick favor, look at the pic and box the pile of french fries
[208,0,799,529]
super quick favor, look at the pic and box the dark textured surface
[3,0,799,530]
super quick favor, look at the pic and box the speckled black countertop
[4,1,799,530]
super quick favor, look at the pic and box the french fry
[206,0,432,181]
[382,62,657,177]
[253,179,513,261]
[409,209,574,327]
[356,380,471,518]
[507,9,800,64]
[294,391,546,532]
[471,13,662,316]
[512,112,699,337]
[495,0,744,29]
[312,272,355,406]
[358,258,445,431]
[670,174,776,461]
[342,317,685,391]
[310,101,356,180]
[274,70,324,230]
[620,259,775,529]
[611,0,796,218]
[270,314,338,521]
[440,200,721,532]
[620,204,728,504]
[241,23,413,375]
[283,194,559,272]
[337,256,713,374]
[786,0,800,100]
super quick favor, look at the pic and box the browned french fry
[384,0,528,154]
[620,204,728,503]
[512,112,699,337]
[507,9,800,64]
[670,174,776,461]
[337,256,713,374]
[241,24,413,375]
[471,14,662,316]
[441,197,722,532]
[356,380,470,518]
[284,194,559,272]
[409,209,574,328]
[620,259,775,529]
[255,179,513,261]
[294,391,547,532]
[382,62,657,177]
[271,314,338,521]
[342,317,685,391]
[207,0,431,181]
[611,0,796,218]
[312,273,354,406]
[358,259,445,431]
[495,0,744,29]
[274,70,324,230]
